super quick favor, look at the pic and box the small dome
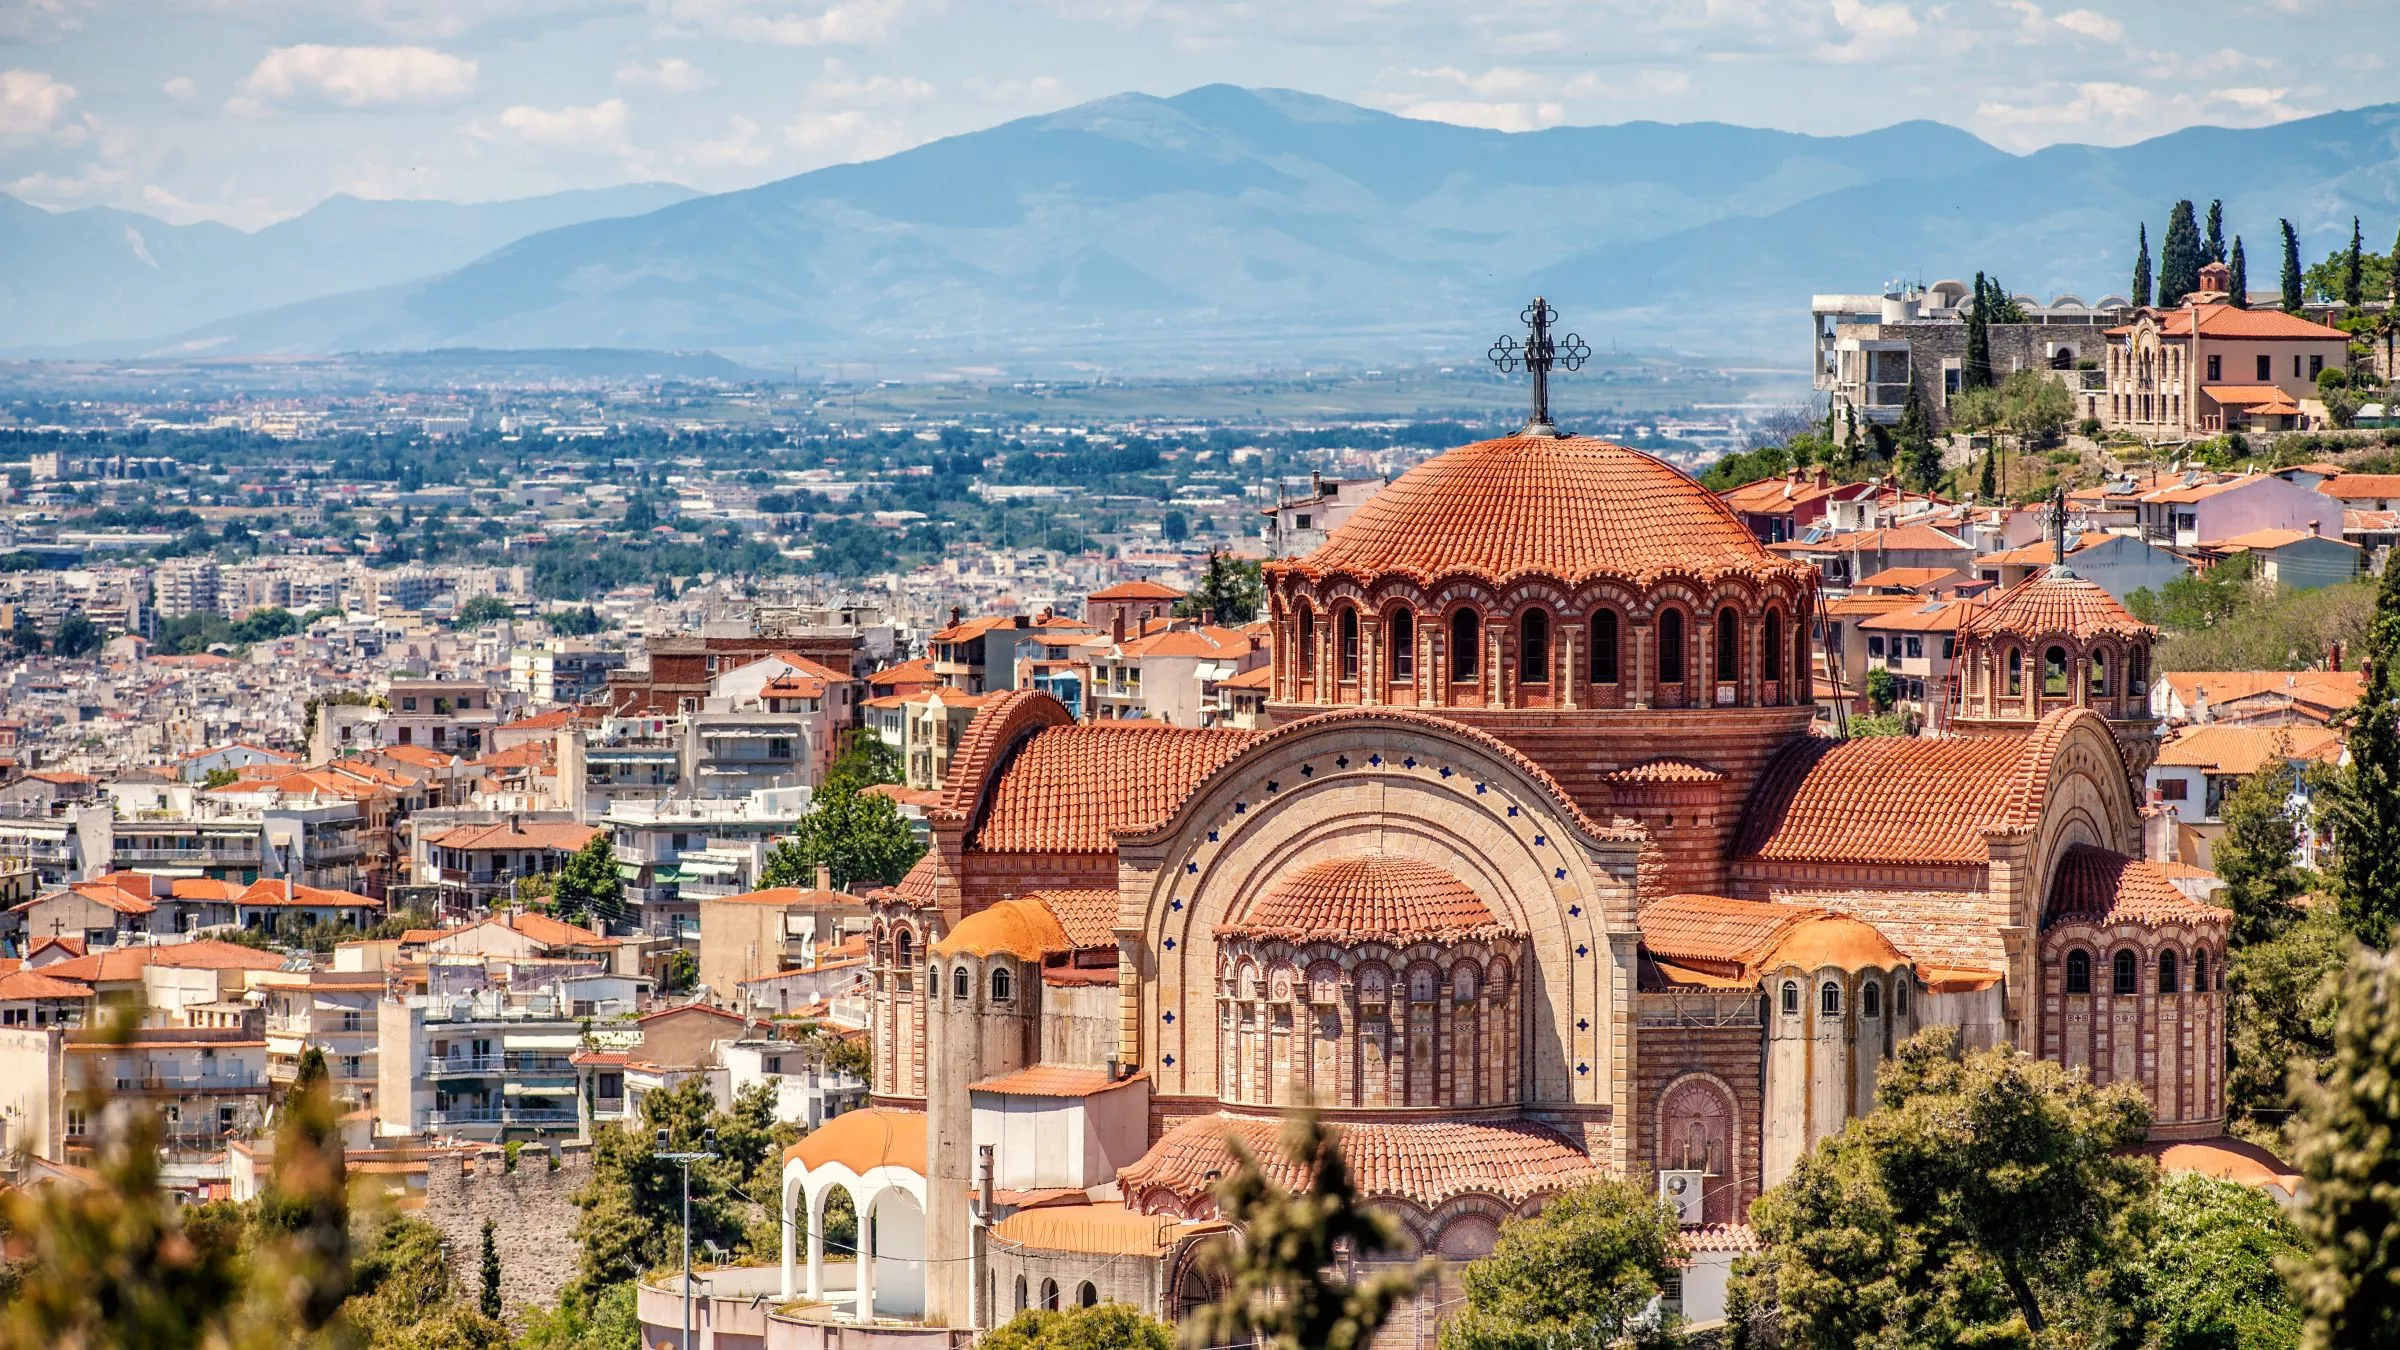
[1962,571,2152,643]
[1760,912,1909,973]
[934,898,1068,960]
[1277,434,1795,588]
[1220,855,1518,945]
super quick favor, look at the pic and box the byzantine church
[777,418,2228,1339]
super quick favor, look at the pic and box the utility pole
[658,1127,719,1350]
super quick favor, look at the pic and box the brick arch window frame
[2157,947,2178,994]
[2043,643,2072,697]
[2065,948,2092,995]
[1449,607,1482,683]
[2005,646,2024,698]
[1763,609,1784,701]
[1519,607,1552,686]
[1715,604,1741,685]
[1294,601,1317,684]
[2111,947,2138,996]
[2192,947,2208,992]
[1337,604,1362,683]
[1589,607,1621,685]
[1793,614,1811,694]
[1656,606,1686,686]
[1387,607,1416,684]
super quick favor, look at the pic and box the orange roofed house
[758,418,2227,1342]
[2103,262,2353,436]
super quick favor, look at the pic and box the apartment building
[384,678,505,757]
[255,968,387,1109]
[414,817,598,910]
[154,558,223,620]
[695,885,869,1009]
[65,1022,271,1163]
[377,987,585,1142]
[604,790,810,936]
[1812,282,2124,426]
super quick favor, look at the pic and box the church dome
[1219,855,1519,945]
[1277,434,1797,587]
[1960,570,2152,643]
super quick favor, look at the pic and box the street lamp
[658,1126,720,1350]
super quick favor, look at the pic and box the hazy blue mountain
[0,182,700,348]
[61,89,2400,365]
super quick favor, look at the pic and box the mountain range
[7,87,2399,366]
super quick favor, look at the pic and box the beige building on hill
[696,885,870,1009]
[2104,262,2353,436]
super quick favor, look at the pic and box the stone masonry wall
[418,1142,592,1313]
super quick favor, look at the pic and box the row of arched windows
[1014,1276,1099,1312]
[1291,599,1806,692]
[1995,644,2146,702]
[2062,946,2217,996]
[1778,976,1911,1020]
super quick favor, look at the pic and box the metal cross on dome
[1488,296,1590,437]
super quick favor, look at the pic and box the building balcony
[592,1095,628,1117]
[426,1055,506,1077]
[428,1107,501,1126]
[505,1106,580,1126]
[114,1071,267,1093]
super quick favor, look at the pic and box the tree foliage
[2226,905,2353,1136]
[453,594,517,627]
[2282,944,2400,1348]
[1438,1179,1685,1350]
[822,730,903,796]
[2137,1171,2305,1350]
[2283,220,2306,314]
[2323,554,2400,945]
[762,783,924,890]
[549,833,624,930]
[1744,1026,2153,1349]
[2133,223,2153,308]
[571,1080,795,1296]
[2230,235,2250,308]
[2162,199,2202,307]
[1176,549,1266,624]
[2214,757,2307,949]
[985,1303,1175,1350]
[1182,1111,1433,1350]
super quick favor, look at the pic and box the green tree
[2134,222,2154,308]
[2215,757,2306,948]
[1438,1179,1685,1350]
[822,730,903,795]
[2323,555,2400,945]
[2204,199,2226,264]
[2000,367,2073,455]
[453,594,516,626]
[1182,1112,1433,1350]
[1964,271,1995,390]
[2136,1171,2305,1350]
[2283,220,2306,313]
[1745,1025,2153,1349]
[1177,549,1266,624]
[252,1047,353,1335]
[2162,199,2202,306]
[204,766,242,789]
[572,1080,791,1295]
[1161,509,1189,544]
[762,783,924,890]
[1865,665,1899,713]
[1894,379,1942,492]
[2344,216,2364,308]
[513,1281,642,1350]
[346,1212,509,1349]
[622,496,659,532]
[1979,448,1999,499]
[50,610,100,658]
[544,606,605,637]
[550,833,625,929]
[2282,944,2400,1348]
[2227,906,2350,1154]
[2230,234,2250,307]
[985,1304,1175,1350]
[479,1219,502,1319]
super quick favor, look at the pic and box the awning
[502,1032,582,1050]
[503,1081,577,1097]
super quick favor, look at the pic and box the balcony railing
[427,1055,505,1076]
[592,1096,627,1116]
[505,1106,580,1125]
[427,1107,501,1126]
[115,1071,266,1092]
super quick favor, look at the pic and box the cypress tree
[1978,449,1997,499]
[2133,223,2153,307]
[2343,216,2364,308]
[2229,236,2249,308]
[2284,946,2400,1348]
[2214,759,2305,949]
[2204,199,2226,264]
[1896,379,1939,492]
[2282,219,2306,313]
[480,1219,502,1319]
[2161,199,2201,306]
[2326,554,2400,945]
[1965,271,1994,390]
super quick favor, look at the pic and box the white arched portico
[778,1108,929,1321]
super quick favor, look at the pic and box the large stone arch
[1114,710,1644,1149]
[2021,709,2143,899]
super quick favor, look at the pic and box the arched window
[1015,1276,1029,1312]
[2193,949,2208,993]
[2043,645,2070,696]
[2112,949,2137,996]
[1453,966,1478,1003]
[1862,980,1881,1018]
[1389,610,1415,682]
[1040,1279,1059,1311]
[1294,604,1317,683]
[2065,949,2092,995]
[990,965,1013,1003]
[2089,651,2110,696]
[953,965,971,1001]
[1716,606,1740,684]
[1894,976,1910,1018]
[1794,625,1811,692]
[1591,610,1620,684]
[1520,609,1550,684]
[2006,648,2024,696]
[1450,610,1481,682]
[1780,980,1800,1016]
[894,930,913,967]
[1658,609,1685,684]
[1820,981,1842,1016]
[1764,612,1783,691]
[1338,606,1360,682]
[1078,1282,1098,1308]
[2158,950,2178,994]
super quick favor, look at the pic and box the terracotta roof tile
[782,1106,925,1175]
[1638,894,1819,974]
[969,722,1261,853]
[1089,580,1186,601]
[2322,474,2400,501]
[1605,757,1725,785]
[1218,855,1514,945]
[934,898,1071,960]
[2155,724,2344,773]
[1738,731,2046,866]
[424,820,600,852]
[1273,434,1807,589]
[1759,885,2006,973]
[1957,572,2151,643]
[234,880,377,908]
[2046,845,2232,928]
[990,1203,1223,1258]
[0,968,93,1000]
[972,1065,1144,1097]
[1019,889,1120,950]
[2210,527,2354,552]
[2161,670,2362,716]
[1117,1114,1598,1210]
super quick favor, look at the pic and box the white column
[804,1185,825,1301]
[780,1178,797,1300]
[855,1189,877,1321]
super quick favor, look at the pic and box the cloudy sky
[1,0,2387,230]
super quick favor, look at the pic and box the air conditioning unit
[1658,1169,1705,1226]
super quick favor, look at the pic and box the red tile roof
[1019,889,1120,950]
[968,722,1261,853]
[2045,845,2232,928]
[971,1065,1144,1098]
[40,940,286,983]
[782,1106,925,1175]
[1117,1114,1598,1209]
[2121,304,2349,340]
[989,1203,1222,1258]
[233,880,377,908]
[1274,434,1807,589]
[0,967,93,1000]
[423,820,599,852]
[1957,572,2151,643]
[1639,893,1818,975]
[1220,855,1513,944]
[2154,724,2344,773]
[1604,758,1724,785]
[1737,726,2070,866]
[2318,474,2400,502]
[1089,580,1186,601]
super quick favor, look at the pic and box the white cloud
[235,44,478,111]
[810,72,936,106]
[0,69,77,135]
[962,75,1070,107]
[161,75,201,103]
[1395,99,1565,132]
[1563,68,1691,99]
[2054,9,2123,42]
[1828,0,1917,41]
[1976,79,2309,149]
[678,113,771,167]
[652,0,913,47]
[617,56,710,91]
[474,98,634,149]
